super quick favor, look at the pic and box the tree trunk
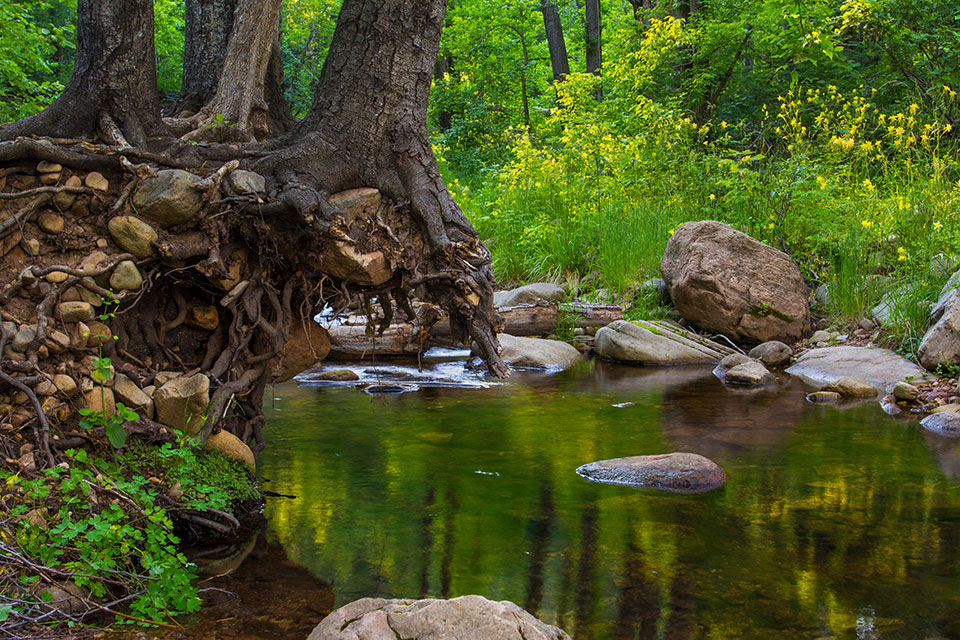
[540,1,571,82]
[173,0,236,116]
[256,0,507,376]
[433,53,454,132]
[585,0,602,76]
[0,0,165,146]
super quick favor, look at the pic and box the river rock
[918,275,960,371]
[893,381,919,401]
[787,346,928,392]
[328,187,381,225]
[112,373,154,419]
[921,412,960,436]
[497,334,582,370]
[109,260,142,291]
[206,429,255,472]
[52,374,78,397]
[84,172,109,191]
[321,241,392,286]
[54,175,82,210]
[56,301,95,323]
[576,452,727,493]
[225,169,266,195]
[11,327,36,353]
[807,391,841,403]
[809,329,840,344]
[308,595,570,640]
[494,282,565,308]
[314,369,360,382]
[107,216,158,259]
[824,376,878,397]
[36,161,61,173]
[747,341,792,367]
[595,319,736,365]
[723,361,775,386]
[276,322,331,382]
[38,212,64,234]
[153,374,210,435]
[660,221,810,344]
[132,169,204,228]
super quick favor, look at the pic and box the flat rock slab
[595,319,737,365]
[786,346,929,392]
[576,452,727,493]
[308,595,570,640]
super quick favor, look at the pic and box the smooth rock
[932,404,960,414]
[892,381,919,401]
[921,412,960,436]
[918,287,960,371]
[153,374,210,435]
[825,376,878,398]
[36,161,61,173]
[576,452,727,493]
[112,374,154,419]
[595,319,736,365]
[308,596,570,640]
[52,374,78,397]
[660,221,810,343]
[132,169,204,228]
[640,277,672,305]
[22,237,40,256]
[276,322,331,382]
[54,176,82,210]
[871,287,916,325]
[56,302,95,323]
[11,327,36,353]
[808,329,840,344]
[787,346,928,392]
[39,172,59,185]
[109,260,142,291]
[206,429,255,472]
[321,241,392,286]
[314,369,360,382]
[225,169,266,195]
[723,361,775,385]
[185,305,219,331]
[71,322,90,348]
[38,212,64,234]
[107,216,158,259]
[747,340,792,367]
[495,334,583,370]
[84,172,109,191]
[328,187,381,225]
[494,283,565,308]
[45,270,69,284]
[45,330,70,354]
[85,387,116,418]
[807,391,841,403]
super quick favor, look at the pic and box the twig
[0,185,91,200]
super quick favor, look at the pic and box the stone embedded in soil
[22,238,40,256]
[226,169,267,195]
[45,330,70,354]
[39,172,60,185]
[328,187,381,225]
[807,391,842,403]
[85,387,116,418]
[45,270,68,284]
[206,429,255,472]
[36,161,61,173]
[112,373,154,419]
[321,241,393,286]
[747,340,793,367]
[52,374,78,397]
[893,381,919,401]
[37,212,64,234]
[153,373,210,435]
[133,169,204,228]
[185,305,219,331]
[107,215,158,259]
[109,260,142,291]
[54,175,82,210]
[84,171,109,191]
[576,452,727,493]
[11,327,36,353]
[921,412,960,435]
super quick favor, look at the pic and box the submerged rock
[807,391,841,403]
[824,376,878,398]
[595,319,735,365]
[576,452,727,493]
[308,595,570,640]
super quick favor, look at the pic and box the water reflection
[259,361,960,639]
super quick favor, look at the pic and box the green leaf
[105,421,127,449]
[0,606,11,622]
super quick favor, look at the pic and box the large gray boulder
[494,282,564,308]
[576,452,727,493]
[787,346,928,392]
[132,169,205,228]
[660,221,810,344]
[594,319,736,365]
[496,334,582,371]
[918,271,960,371]
[308,596,570,640]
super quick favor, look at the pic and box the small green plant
[202,112,237,142]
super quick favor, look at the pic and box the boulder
[276,322,331,382]
[494,282,565,308]
[660,221,810,343]
[824,376,878,398]
[308,596,570,640]
[722,361,775,386]
[640,278,671,305]
[871,286,915,325]
[112,373,154,420]
[747,341,792,367]
[921,413,960,436]
[328,187,381,225]
[786,346,928,392]
[132,169,204,228]
[495,334,583,371]
[109,260,142,291]
[206,429,255,472]
[107,216,158,259]
[918,278,960,371]
[321,241,392,286]
[153,374,210,435]
[576,452,727,493]
[225,169,266,195]
[595,319,736,365]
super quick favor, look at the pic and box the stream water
[123,354,960,639]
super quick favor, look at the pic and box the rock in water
[723,361,775,386]
[660,221,810,343]
[494,282,565,308]
[748,340,793,367]
[308,595,570,640]
[594,319,735,365]
[576,452,727,493]
[824,376,878,397]
[495,334,583,370]
[787,346,928,391]
[921,413,960,436]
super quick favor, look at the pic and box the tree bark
[585,0,602,76]
[0,0,165,146]
[540,1,571,82]
[173,0,237,115]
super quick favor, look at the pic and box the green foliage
[154,0,185,98]
[280,0,341,116]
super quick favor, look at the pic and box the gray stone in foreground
[576,452,727,493]
[921,412,960,436]
[595,319,736,365]
[494,282,564,308]
[723,361,775,385]
[786,346,929,392]
[497,334,582,371]
[308,595,570,640]
[748,340,792,367]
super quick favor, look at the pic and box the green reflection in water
[259,362,960,639]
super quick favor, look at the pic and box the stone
[18,451,36,472]
[933,404,960,414]
[37,212,64,234]
[85,387,116,418]
[858,317,878,332]
[918,284,960,371]
[22,237,40,256]
[747,341,792,367]
[870,287,917,325]
[276,322,331,382]
[328,187,381,225]
[308,596,570,640]
[45,270,69,284]
[595,319,736,365]
[54,176,82,210]
[35,380,57,396]
[494,334,583,371]
[660,220,810,344]
[109,260,142,291]
[206,429,255,472]
[39,172,60,185]
[132,169,204,228]
[576,452,727,493]
[107,216,158,259]
[84,172,109,191]
[723,361,775,386]
[315,369,360,382]
[112,374,154,419]
[639,277,672,305]
[813,283,831,308]
[70,198,90,218]
[84,321,113,348]
[45,330,70,354]
[36,161,61,173]
[185,305,219,331]
[787,346,928,392]
[71,322,90,348]
[921,412,960,436]
[11,327,36,353]
[0,230,22,257]
[807,391,841,403]
[153,374,210,435]
[153,371,181,388]
[824,376,878,397]
[808,329,840,344]
[321,241,392,286]
[52,374,78,397]
[494,282,565,308]
[225,169,266,195]
[892,381,919,402]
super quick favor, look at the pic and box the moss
[748,303,794,323]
